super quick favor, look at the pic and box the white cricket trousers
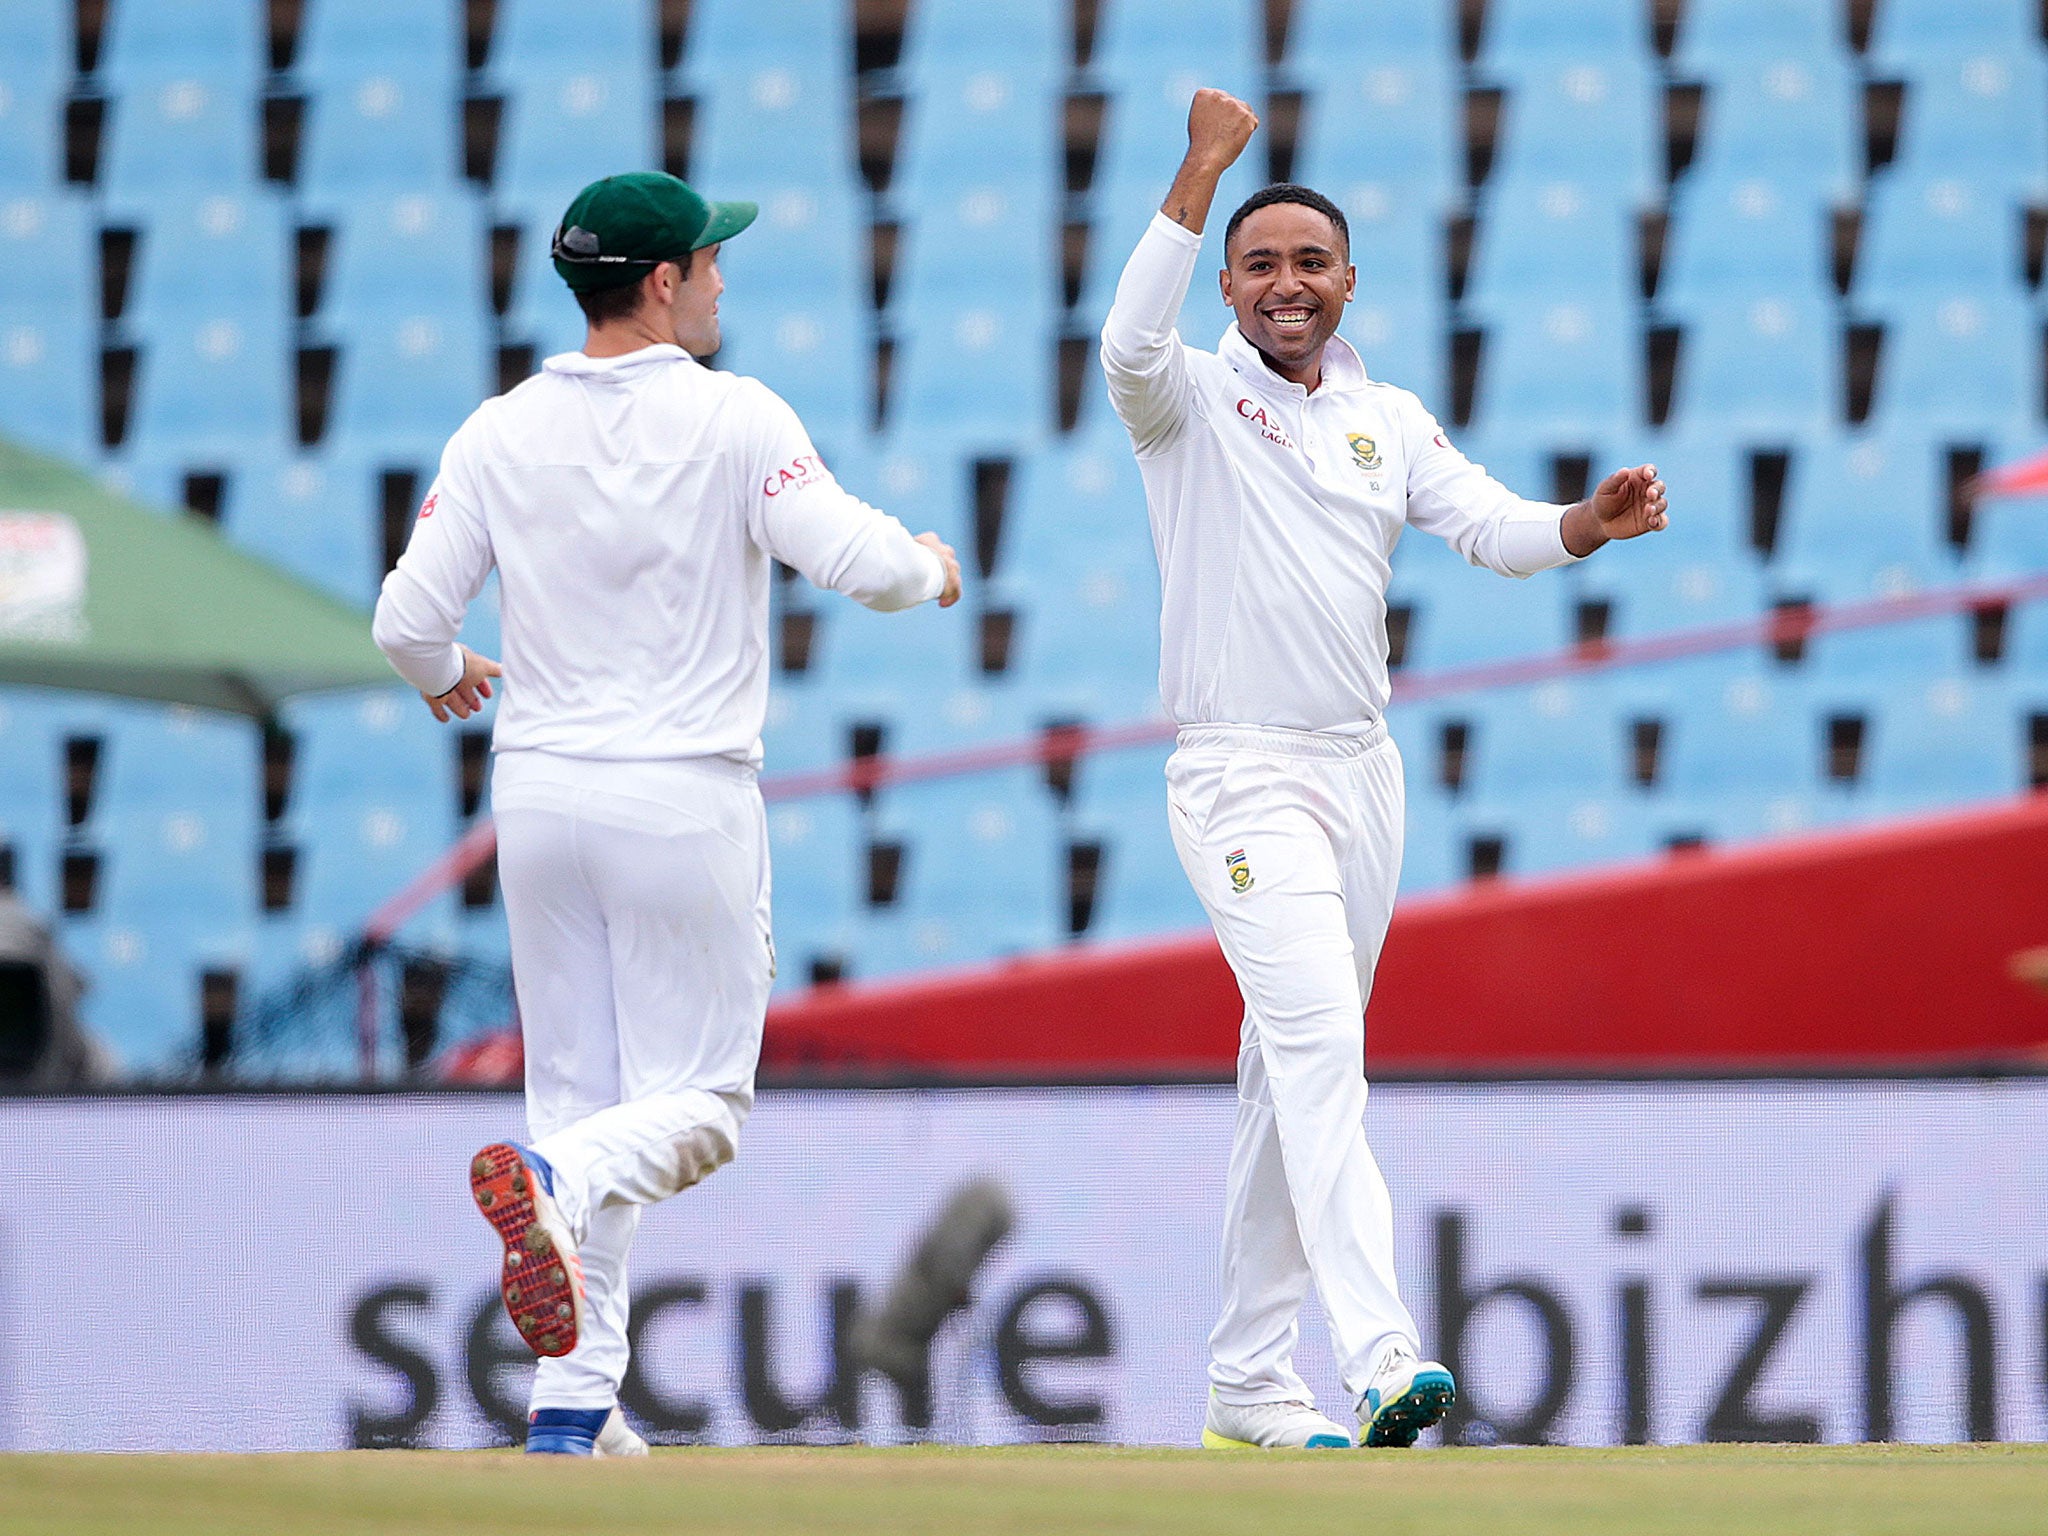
[493,749,773,1412]
[1165,722,1420,1406]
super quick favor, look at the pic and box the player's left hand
[424,645,501,722]
[1590,464,1669,540]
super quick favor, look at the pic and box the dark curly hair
[1223,184,1350,263]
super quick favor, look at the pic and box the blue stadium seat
[502,217,592,360]
[120,192,295,456]
[1394,771,1460,894]
[1864,293,2040,438]
[220,450,384,608]
[888,297,1059,445]
[1580,433,1768,626]
[1288,0,1455,64]
[0,0,68,82]
[1870,0,2043,68]
[1658,175,1834,312]
[995,431,1156,593]
[1470,297,1644,437]
[1471,788,1666,878]
[1291,56,1462,211]
[1394,545,1577,668]
[856,768,1063,976]
[0,81,63,192]
[898,0,1066,75]
[98,74,263,209]
[1667,294,1839,436]
[1682,59,1859,204]
[679,0,851,78]
[1090,0,1259,84]
[1774,433,1957,602]
[1484,57,1662,208]
[317,189,492,325]
[1068,741,1205,941]
[1656,661,1828,837]
[282,690,460,932]
[1966,437,2048,579]
[0,688,67,914]
[1456,680,1633,803]
[1463,180,1636,317]
[712,295,870,446]
[690,65,860,186]
[894,65,1064,198]
[1478,0,1653,66]
[764,791,861,989]
[694,173,867,317]
[58,914,217,1074]
[490,67,660,226]
[761,681,850,775]
[1345,296,1449,414]
[891,181,1064,324]
[0,301,97,460]
[324,307,494,457]
[1673,0,1847,70]
[1858,673,2027,810]
[125,311,293,458]
[123,191,291,331]
[490,0,655,73]
[831,429,974,554]
[295,0,464,71]
[1853,172,2028,307]
[95,0,265,86]
[1892,50,2048,200]
[297,70,465,198]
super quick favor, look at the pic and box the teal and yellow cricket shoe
[1358,1350,1456,1448]
[1202,1389,1353,1449]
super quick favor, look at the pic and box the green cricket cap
[551,171,758,293]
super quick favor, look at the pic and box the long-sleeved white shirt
[372,344,944,763]
[1101,212,1580,734]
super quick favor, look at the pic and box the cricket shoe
[1201,1389,1353,1449]
[1358,1347,1456,1448]
[525,1406,648,1457]
[470,1141,585,1358]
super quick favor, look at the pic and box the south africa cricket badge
[1225,848,1254,893]
[1347,433,1382,472]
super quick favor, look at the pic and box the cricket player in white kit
[1103,93,1669,1450]
[371,172,962,1456]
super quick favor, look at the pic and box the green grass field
[6,1444,2046,1536]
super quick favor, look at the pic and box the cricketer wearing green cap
[549,170,760,353]
[375,163,961,1455]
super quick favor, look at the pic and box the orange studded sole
[469,1142,585,1359]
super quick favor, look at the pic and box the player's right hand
[424,645,502,722]
[1186,88,1258,170]
[915,531,963,608]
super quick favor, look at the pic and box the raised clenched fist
[1186,88,1258,170]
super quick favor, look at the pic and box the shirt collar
[544,343,696,377]
[1217,322,1370,399]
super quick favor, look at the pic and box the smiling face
[1220,202,1355,388]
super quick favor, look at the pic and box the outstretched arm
[1100,88,1258,454]
[1561,465,1670,557]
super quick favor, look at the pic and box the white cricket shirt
[1101,213,1580,734]
[372,344,945,763]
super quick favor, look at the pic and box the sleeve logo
[763,455,831,497]
[418,491,439,519]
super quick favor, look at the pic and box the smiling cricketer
[1100,90,1669,1451]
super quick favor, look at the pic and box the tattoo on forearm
[1172,203,1191,226]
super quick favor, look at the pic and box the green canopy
[0,439,392,717]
